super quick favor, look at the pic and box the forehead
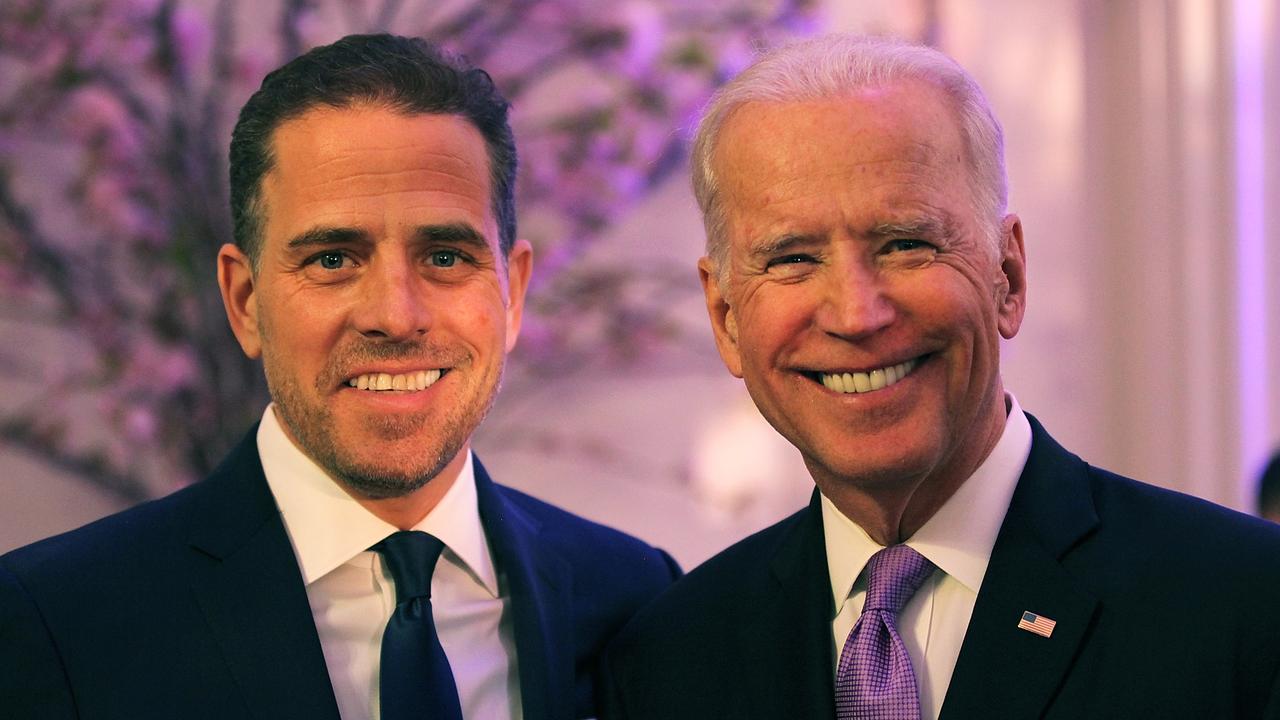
[712,80,971,237]
[260,105,494,245]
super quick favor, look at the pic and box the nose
[817,258,896,340]
[350,255,433,341]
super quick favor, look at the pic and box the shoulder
[666,505,811,603]
[1024,413,1280,569]
[599,506,818,717]
[490,482,681,587]
[0,477,221,697]
[1013,434,1280,714]
[1,480,208,585]
[1019,415,1280,599]
[1084,464,1280,579]
[1,430,264,597]
[610,504,812,648]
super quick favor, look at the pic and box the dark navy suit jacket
[0,429,679,719]
[601,414,1280,719]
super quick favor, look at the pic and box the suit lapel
[738,492,837,718]
[474,459,574,720]
[939,416,1100,719]
[185,431,341,720]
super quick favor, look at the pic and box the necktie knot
[862,545,935,614]
[374,530,446,605]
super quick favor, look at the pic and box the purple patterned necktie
[835,545,937,720]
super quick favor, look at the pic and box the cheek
[736,292,813,361]
[452,288,508,346]
[259,291,345,364]
[903,266,993,323]
[913,278,1002,381]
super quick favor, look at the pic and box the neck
[816,394,1010,546]
[815,471,957,546]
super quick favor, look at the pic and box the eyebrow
[748,233,817,259]
[414,222,489,249]
[282,223,491,252]
[745,212,959,258]
[868,215,951,239]
[285,226,367,250]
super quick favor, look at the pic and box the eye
[312,251,349,270]
[885,239,933,253]
[766,254,817,268]
[430,250,458,267]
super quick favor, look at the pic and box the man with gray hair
[601,34,1280,719]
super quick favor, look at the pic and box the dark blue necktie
[375,530,464,720]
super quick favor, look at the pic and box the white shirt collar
[256,404,499,596]
[822,393,1033,613]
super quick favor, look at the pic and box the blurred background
[1,0,1277,568]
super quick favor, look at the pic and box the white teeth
[818,359,918,395]
[869,368,886,391]
[852,372,871,393]
[347,369,443,392]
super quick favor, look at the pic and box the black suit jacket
[601,414,1280,719]
[0,429,680,719]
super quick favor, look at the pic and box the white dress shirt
[257,405,523,720]
[822,394,1032,720]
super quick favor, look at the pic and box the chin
[341,474,432,500]
[804,438,945,489]
[330,456,445,500]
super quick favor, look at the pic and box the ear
[503,238,534,352]
[698,256,743,378]
[994,214,1027,340]
[217,243,262,358]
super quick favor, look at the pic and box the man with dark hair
[1,34,678,720]
[601,34,1280,719]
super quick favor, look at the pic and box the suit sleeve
[0,562,77,719]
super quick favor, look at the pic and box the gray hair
[691,34,1008,274]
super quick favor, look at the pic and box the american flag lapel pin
[1017,610,1057,638]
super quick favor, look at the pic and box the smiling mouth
[346,369,444,392]
[807,357,921,394]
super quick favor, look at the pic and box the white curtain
[889,0,1280,509]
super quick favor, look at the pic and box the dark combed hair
[229,33,517,265]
